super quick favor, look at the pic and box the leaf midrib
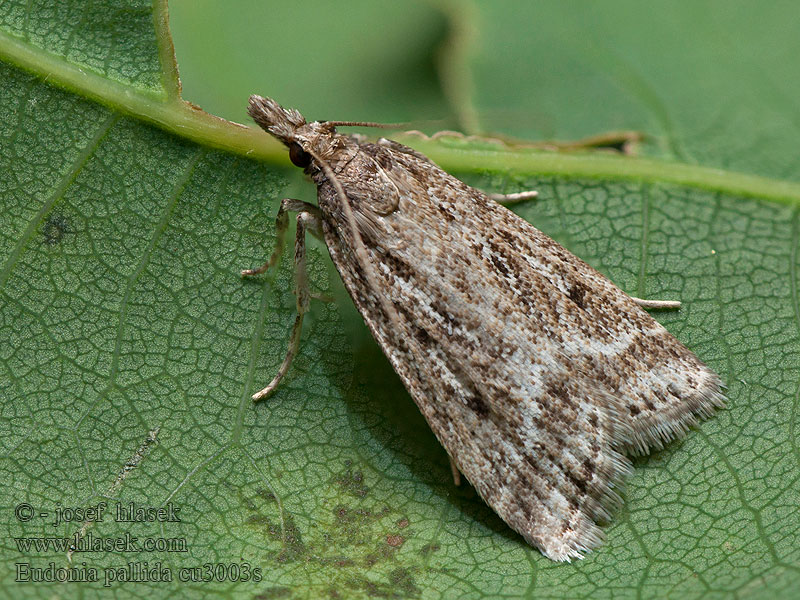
[2,26,799,207]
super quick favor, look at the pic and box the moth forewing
[244,95,725,562]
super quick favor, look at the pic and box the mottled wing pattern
[317,137,724,561]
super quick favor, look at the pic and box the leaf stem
[0,28,283,162]
[401,136,800,205]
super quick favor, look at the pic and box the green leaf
[1,1,798,599]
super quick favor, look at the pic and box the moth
[243,95,725,561]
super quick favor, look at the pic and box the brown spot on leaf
[390,567,421,597]
[254,587,292,600]
[248,513,306,564]
[256,488,277,502]
[386,534,405,547]
[420,543,440,556]
[335,466,369,498]
[245,514,269,525]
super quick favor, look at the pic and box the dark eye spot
[289,142,311,168]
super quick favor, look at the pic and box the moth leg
[241,198,322,276]
[630,296,681,310]
[252,210,320,401]
[488,190,539,205]
[449,457,462,487]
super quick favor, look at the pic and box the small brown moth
[243,96,725,561]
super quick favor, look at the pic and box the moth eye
[288,142,311,168]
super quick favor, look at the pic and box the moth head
[248,95,308,144]
[249,95,342,171]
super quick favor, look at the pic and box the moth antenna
[304,147,408,343]
[322,120,411,130]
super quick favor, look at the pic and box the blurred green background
[170,0,453,127]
